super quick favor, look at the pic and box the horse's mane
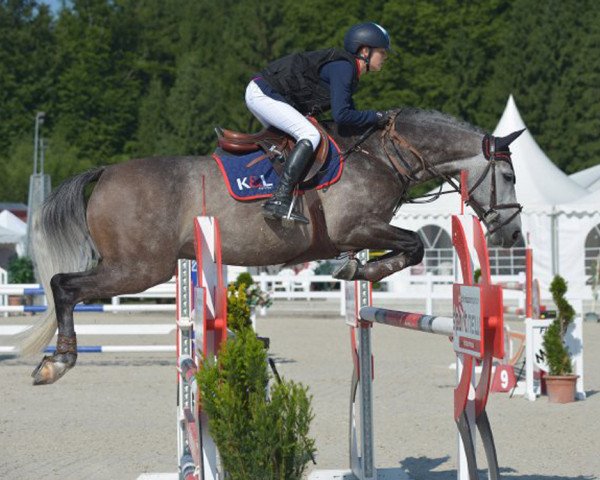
[322,106,484,137]
[397,107,485,135]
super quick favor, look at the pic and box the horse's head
[333,108,524,247]
[465,130,524,247]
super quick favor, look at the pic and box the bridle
[342,111,523,235]
[465,135,523,234]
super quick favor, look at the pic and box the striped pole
[496,281,524,291]
[359,306,453,337]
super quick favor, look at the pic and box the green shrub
[197,329,315,480]
[234,272,255,289]
[7,256,35,283]
[232,272,273,310]
[542,275,575,375]
[227,284,252,334]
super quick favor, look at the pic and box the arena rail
[0,323,176,355]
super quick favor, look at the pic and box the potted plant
[542,275,578,403]
[233,272,273,330]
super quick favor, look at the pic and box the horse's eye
[503,172,514,183]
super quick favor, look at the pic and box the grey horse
[19,108,523,385]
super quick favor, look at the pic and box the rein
[346,111,522,235]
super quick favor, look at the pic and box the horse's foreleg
[357,249,411,282]
[32,261,175,385]
[333,223,424,282]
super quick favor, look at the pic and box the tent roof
[0,225,23,244]
[557,187,600,215]
[395,95,588,218]
[569,163,600,192]
[0,210,27,235]
[0,210,26,244]
[493,95,588,209]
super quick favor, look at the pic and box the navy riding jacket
[254,59,378,128]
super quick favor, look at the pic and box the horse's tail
[15,167,106,357]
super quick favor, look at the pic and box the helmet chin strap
[357,47,372,72]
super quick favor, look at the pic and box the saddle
[216,117,330,182]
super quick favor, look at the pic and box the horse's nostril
[512,230,521,241]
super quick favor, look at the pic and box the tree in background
[489,0,600,172]
[0,0,598,202]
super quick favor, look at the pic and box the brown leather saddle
[215,117,331,182]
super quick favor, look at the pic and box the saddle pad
[212,136,344,201]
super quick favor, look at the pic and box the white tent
[0,225,21,244]
[493,95,588,210]
[555,189,600,293]
[492,96,588,292]
[392,96,591,299]
[569,164,600,192]
[395,95,587,217]
[0,210,27,255]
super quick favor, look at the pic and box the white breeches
[245,80,321,151]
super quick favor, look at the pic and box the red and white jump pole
[176,216,227,480]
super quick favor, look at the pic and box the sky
[41,0,68,15]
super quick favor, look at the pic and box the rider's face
[363,47,388,72]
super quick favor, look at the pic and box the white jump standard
[176,216,227,480]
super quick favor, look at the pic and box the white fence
[0,267,6,310]
[257,271,536,316]
[1,268,592,318]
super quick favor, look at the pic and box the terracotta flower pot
[8,295,22,306]
[545,375,578,403]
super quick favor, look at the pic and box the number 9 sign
[491,364,517,393]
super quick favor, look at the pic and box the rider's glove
[375,110,393,128]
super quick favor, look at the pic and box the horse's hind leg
[32,260,175,385]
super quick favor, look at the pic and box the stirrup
[262,196,308,224]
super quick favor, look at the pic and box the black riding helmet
[344,22,391,54]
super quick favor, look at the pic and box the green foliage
[233,272,273,309]
[1,0,599,202]
[197,328,316,480]
[7,256,35,283]
[227,284,252,334]
[474,268,482,284]
[542,275,575,375]
[234,272,255,289]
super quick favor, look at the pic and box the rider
[246,22,393,224]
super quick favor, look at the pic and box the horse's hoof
[31,356,70,385]
[332,259,360,281]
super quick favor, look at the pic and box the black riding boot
[262,139,313,224]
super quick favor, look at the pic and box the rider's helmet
[343,22,391,55]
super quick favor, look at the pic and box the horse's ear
[496,129,525,151]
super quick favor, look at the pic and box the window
[414,224,528,276]
[488,236,527,275]
[416,225,453,274]
[585,224,600,281]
